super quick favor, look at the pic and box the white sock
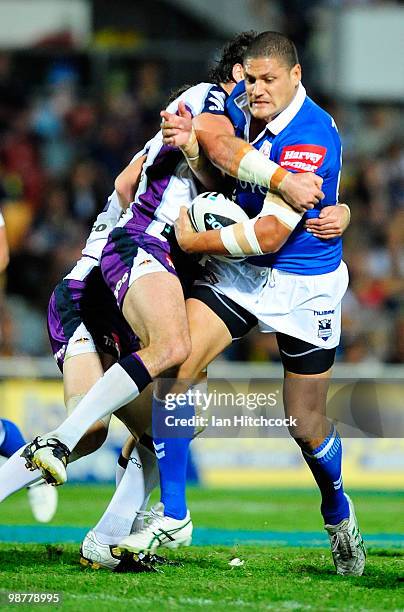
[132,441,159,532]
[93,447,146,545]
[54,364,141,451]
[0,446,42,502]
[115,454,128,488]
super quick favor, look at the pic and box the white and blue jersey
[226,81,342,275]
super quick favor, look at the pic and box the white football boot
[80,530,122,570]
[118,503,193,555]
[27,480,58,523]
[325,494,366,576]
[21,435,70,486]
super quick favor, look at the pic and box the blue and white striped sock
[302,425,349,525]
[152,394,194,520]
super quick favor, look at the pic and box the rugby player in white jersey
[156,31,365,576]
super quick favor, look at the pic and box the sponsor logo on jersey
[139,259,153,266]
[54,345,66,363]
[314,309,335,316]
[114,271,129,299]
[318,318,332,341]
[279,144,327,173]
[102,333,120,358]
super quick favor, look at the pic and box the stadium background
[0,0,403,489]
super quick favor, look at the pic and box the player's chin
[250,103,272,120]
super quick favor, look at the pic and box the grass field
[0,486,403,611]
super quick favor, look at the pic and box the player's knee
[159,336,191,370]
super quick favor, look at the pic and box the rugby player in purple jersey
[22,32,331,553]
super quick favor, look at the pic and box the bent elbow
[114,173,125,195]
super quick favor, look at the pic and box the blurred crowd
[0,50,403,364]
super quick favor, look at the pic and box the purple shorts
[101,224,178,310]
[48,266,139,372]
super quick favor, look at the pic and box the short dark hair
[244,31,299,69]
[208,31,257,84]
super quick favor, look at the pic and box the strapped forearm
[195,131,289,192]
[180,127,226,191]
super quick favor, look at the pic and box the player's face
[244,56,301,122]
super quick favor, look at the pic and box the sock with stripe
[53,353,152,451]
[115,453,129,488]
[301,424,349,525]
[0,419,26,457]
[152,393,194,520]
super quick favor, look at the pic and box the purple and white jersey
[66,148,147,282]
[117,82,227,239]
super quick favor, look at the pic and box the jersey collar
[265,82,306,135]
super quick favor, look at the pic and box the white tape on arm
[238,149,288,190]
[259,193,302,230]
[220,219,263,257]
[0,212,4,228]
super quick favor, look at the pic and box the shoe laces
[138,505,165,531]
[331,529,353,561]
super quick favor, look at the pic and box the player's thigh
[177,298,233,379]
[122,271,189,348]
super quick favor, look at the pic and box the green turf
[0,486,403,611]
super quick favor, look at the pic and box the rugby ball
[188,192,249,234]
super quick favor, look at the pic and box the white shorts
[196,259,349,349]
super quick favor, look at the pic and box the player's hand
[161,101,193,147]
[174,206,197,252]
[279,172,324,213]
[305,203,351,239]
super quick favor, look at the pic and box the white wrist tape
[237,149,288,190]
[259,193,302,230]
[0,212,4,228]
[220,219,263,257]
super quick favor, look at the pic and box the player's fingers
[161,127,179,137]
[306,222,339,231]
[178,101,191,118]
[306,217,335,227]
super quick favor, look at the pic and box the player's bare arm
[161,102,227,192]
[114,154,148,209]
[161,106,325,212]
[175,191,303,256]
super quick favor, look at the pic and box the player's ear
[290,64,301,87]
[232,63,244,83]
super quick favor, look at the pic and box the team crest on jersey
[207,89,226,112]
[318,318,332,341]
[259,141,272,158]
[279,144,327,173]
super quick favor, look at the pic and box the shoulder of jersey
[297,97,338,132]
[165,82,226,116]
